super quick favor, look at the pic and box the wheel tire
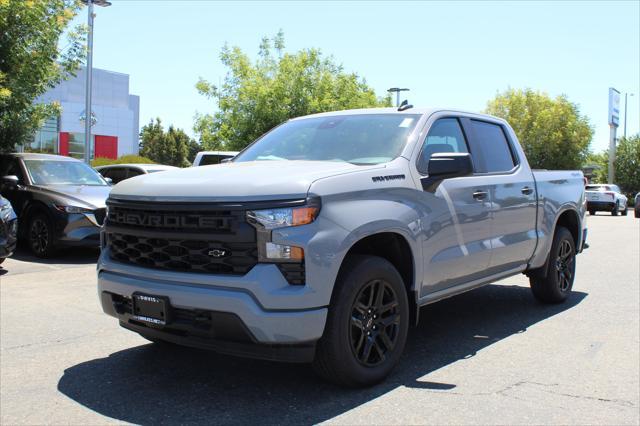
[611,202,619,216]
[313,255,409,387]
[529,227,576,304]
[621,206,628,216]
[28,213,57,258]
[635,207,640,218]
[588,210,596,216]
[0,258,5,265]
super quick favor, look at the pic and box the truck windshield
[24,160,107,186]
[234,114,421,165]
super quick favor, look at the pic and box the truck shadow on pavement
[7,246,100,266]
[57,283,587,425]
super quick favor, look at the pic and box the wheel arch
[338,231,419,325]
[20,200,53,237]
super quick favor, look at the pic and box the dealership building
[26,67,140,160]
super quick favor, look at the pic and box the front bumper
[53,210,103,247]
[97,251,327,362]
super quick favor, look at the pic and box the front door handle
[472,190,488,200]
[521,186,534,195]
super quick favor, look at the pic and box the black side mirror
[1,175,19,189]
[420,153,474,192]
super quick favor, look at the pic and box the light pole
[387,87,410,107]
[623,92,634,139]
[80,0,111,164]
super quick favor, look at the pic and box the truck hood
[32,184,111,209]
[109,160,384,202]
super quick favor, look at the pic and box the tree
[0,0,86,151]
[139,118,191,167]
[613,135,640,199]
[195,31,391,151]
[187,138,201,164]
[485,89,593,170]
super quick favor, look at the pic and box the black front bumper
[101,291,316,363]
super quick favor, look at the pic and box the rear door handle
[521,186,534,195]
[472,190,488,200]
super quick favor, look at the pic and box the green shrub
[91,155,155,168]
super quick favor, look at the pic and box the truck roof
[290,107,502,122]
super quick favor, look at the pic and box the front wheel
[313,255,409,387]
[529,227,576,304]
[28,213,57,258]
[621,205,628,216]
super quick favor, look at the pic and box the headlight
[246,206,319,229]
[54,204,91,214]
[0,201,13,219]
[247,200,320,263]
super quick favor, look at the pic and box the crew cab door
[461,118,537,272]
[413,117,493,295]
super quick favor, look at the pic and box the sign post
[608,88,620,183]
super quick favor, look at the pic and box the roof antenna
[398,99,413,111]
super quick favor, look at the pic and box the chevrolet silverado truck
[98,107,587,387]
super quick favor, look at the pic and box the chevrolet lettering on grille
[110,211,225,229]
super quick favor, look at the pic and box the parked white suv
[585,184,628,216]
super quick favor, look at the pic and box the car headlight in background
[247,200,320,262]
[0,200,14,220]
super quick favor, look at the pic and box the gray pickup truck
[98,107,587,386]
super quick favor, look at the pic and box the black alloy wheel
[313,255,409,387]
[554,239,574,293]
[529,226,576,304]
[349,279,401,367]
[28,214,56,258]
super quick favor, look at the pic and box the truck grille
[104,200,257,275]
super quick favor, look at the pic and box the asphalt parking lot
[1,213,638,425]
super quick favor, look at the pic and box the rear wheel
[621,205,628,216]
[313,255,409,387]
[588,210,595,216]
[529,227,576,304]
[28,213,57,258]
[611,202,619,216]
[0,258,5,265]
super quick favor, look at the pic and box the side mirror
[220,157,233,164]
[104,177,113,185]
[1,175,19,189]
[420,153,474,192]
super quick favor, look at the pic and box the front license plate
[132,293,170,325]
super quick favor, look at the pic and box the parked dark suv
[0,195,17,264]
[0,153,111,257]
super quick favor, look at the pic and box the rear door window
[467,120,517,173]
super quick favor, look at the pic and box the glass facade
[26,116,59,154]
[68,133,96,160]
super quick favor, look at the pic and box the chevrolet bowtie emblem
[208,249,227,258]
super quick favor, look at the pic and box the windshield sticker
[398,118,414,128]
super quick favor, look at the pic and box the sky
[70,0,639,153]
